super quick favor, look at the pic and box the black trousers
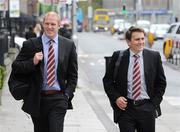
[117,101,156,132]
[31,93,68,132]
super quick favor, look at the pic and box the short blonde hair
[43,11,61,24]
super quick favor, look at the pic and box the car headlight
[104,27,108,31]
[95,27,99,30]
[114,25,118,29]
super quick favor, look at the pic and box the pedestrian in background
[103,26,166,132]
[58,23,72,39]
[10,11,78,132]
[34,23,43,37]
[25,26,37,40]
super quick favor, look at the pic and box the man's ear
[58,21,61,29]
[126,39,131,46]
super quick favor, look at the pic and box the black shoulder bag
[113,50,124,80]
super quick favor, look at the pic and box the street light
[122,4,126,14]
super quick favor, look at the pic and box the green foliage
[78,0,103,16]
[78,1,88,16]
[0,66,5,90]
[39,3,58,16]
[92,0,103,10]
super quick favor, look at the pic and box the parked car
[149,24,170,40]
[117,22,133,34]
[163,22,180,59]
[136,20,151,33]
[110,19,125,34]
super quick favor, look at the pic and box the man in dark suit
[11,11,78,132]
[103,26,166,132]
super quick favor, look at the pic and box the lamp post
[51,0,54,11]
[136,0,142,21]
[88,0,92,31]
[7,0,11,36]
[72,0,76,34]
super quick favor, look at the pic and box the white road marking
[90,62,95,66]
[80,60,85,63]
[98,59,105,65]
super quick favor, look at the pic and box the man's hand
[116,96,127,110]
[33,52,43,65]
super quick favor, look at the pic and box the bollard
[10,32,15,48]
[164,39,173,59]
[147,32,154,48]
[4,33,9,53]
[0,35,5,65]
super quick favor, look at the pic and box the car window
[176,26,180,34]
[167,25,176,33]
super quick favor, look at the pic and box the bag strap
[113,50,124,80]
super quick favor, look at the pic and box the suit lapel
[57,36,65,70]
[143,50,149,80]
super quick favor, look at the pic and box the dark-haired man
[103,26,166,132]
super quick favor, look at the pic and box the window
[176,26,180,34]
[167,25,176,33]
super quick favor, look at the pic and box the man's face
[43,13,60,39]
[127,32,145,53]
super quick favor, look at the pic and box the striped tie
[132,55,141,100]
[47,40,55,87]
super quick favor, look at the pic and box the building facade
[103,0,177,24]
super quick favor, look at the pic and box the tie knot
[133,54,139,59]
[49,39,54,45]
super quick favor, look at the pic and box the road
[77,32,180,132]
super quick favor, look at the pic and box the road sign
[9,0,20,18]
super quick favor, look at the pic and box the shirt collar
[42,34,58,45]
[129,50,143,58]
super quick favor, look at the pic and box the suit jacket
[11,36,78,117]
[103,48,166,123]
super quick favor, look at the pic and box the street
[0,31,180,132]
[77,32,180,132]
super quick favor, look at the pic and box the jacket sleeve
[65,42,78,99]
[152,52,167,107]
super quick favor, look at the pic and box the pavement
[0,46,180,132]
[0,48,108,132]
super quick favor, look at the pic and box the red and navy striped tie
[47,40,55,87]
[132,55,141,100]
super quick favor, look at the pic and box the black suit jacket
[11,36,78,117]
[103,48,166,123]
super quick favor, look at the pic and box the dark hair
[125,26,146,41]
[29,26,33,31]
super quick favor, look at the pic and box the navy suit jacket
[11,36,78,117]
[103,48,166,123]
